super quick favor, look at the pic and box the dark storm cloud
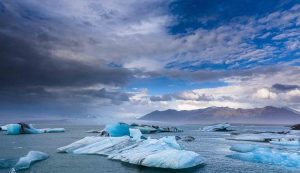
[272,83,300,92]
[75,88,131,105]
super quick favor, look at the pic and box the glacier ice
[228,144,300,168]
[129,128,143,141]
[0,124,8,131]
[201,123,231,132]
[270,138,300,146]
[58,135,204,169]
[11,151,49,172]
[104,123,130,137]
[131,126,157,134]
[230,144,256,153]
[7,124,22,135]
[5,123,65,135]
[228,133,298,142]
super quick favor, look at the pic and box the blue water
[0,124,299,173]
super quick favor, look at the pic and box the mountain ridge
[139,106,300,124]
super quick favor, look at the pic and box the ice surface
[141,149,204,169]
[58,135,204,169]
[228,144,300,168]
[104,123,130,137]
[202,123,231,132]
[129,128,142,141]
[11,151,49,172]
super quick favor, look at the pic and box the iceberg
[131,125,157,134]
[201,123,231,132]
[228,133,298,142]
[129,128,143,141]
[11,151,49,172]
[104,123,130,137]
[38,128,65,133]
[5,123,65,135]
[0,124,8,131]
[230,144,256,153]
[58,135,205,169]
[228,144,300,168]
[270,138,300,146]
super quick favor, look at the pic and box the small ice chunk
[1,124,8,131]
[12,151,49,171]
[39,128,65,133]
[129,128,142,141]
[105,123,130,137]
[201,123,231,132]
[131,126,157,134]
[230,144,256,153]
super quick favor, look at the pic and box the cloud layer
[0,0,299,118]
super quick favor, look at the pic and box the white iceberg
[129,128,143,141]
[228,133,298,142]
[228,144,300,168]
[201,123,231,132]
[5,123,65,135]
[0,124,8,131]
[58,135,204,169]
[131,126,157,134]
[11,151,49,172]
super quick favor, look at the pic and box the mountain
[139,106,300,124]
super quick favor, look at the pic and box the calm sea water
[0,124,299,173]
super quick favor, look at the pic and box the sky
[0,0,300,119]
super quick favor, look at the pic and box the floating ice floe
[228,144,300,168]
[58,132,204,169]
[5,123,65,135]
[228,133,299,143]
[201,123,231,132]
[10,151,49,172]
[270,138,300,146]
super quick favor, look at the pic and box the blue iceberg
[58,134,205,169]
[11,151,49,172]
[228,144,300,168]
[104,123,130,137]
[5,123,65,135]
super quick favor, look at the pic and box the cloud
[150,95,172,102]
[254,88,277,100]
[272,83,300,92]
